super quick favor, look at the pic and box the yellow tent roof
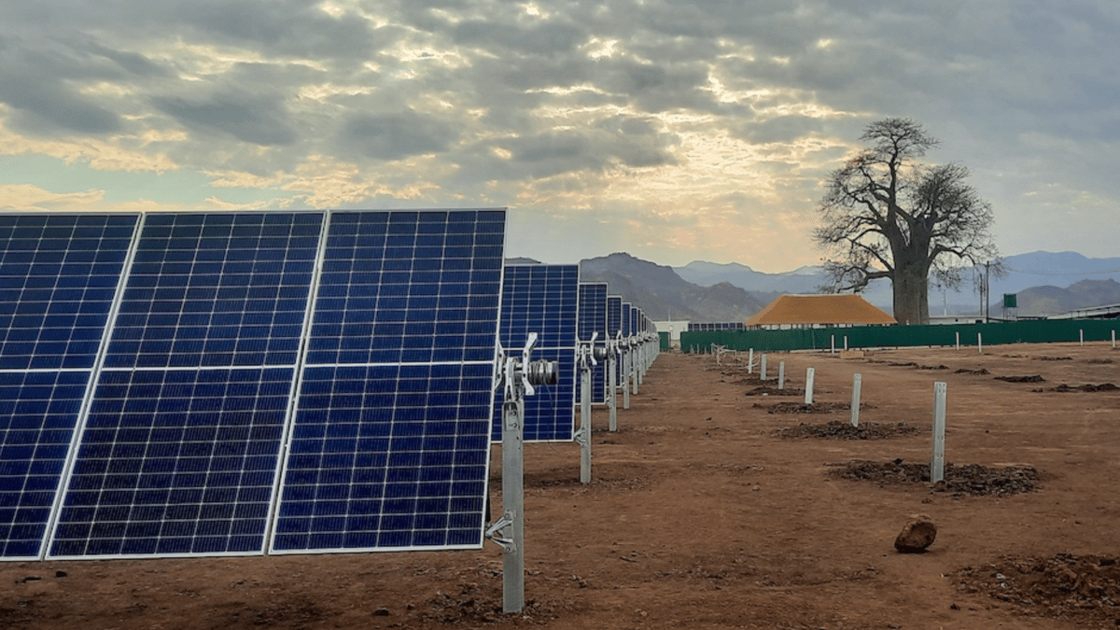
[745,294,896,327]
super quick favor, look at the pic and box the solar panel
[0,214,138,371]
[50,366,296,557]
[576,283,607,404]
[50,212,322,559]
[0,209,507,561]
[607,296,623,338]
[272,210,505,554]
[621,302,632,338]
[0,214,138,560]
[491,265,579,442]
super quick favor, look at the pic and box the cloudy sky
[0,0,1116,272]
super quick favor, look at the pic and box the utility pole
[984,261,991,322]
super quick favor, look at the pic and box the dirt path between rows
[4,341,1120,629]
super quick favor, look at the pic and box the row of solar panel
[492,266,654,442]
[0,211,502,560]
[0,211,656,562]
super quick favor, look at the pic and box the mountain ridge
[509,251,1120,323]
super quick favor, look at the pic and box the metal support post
[500,390,524,613]
[578,350,592,484]
[778,361,785,390]
[804,367,815,405]
[631,342,639,396]
[931,382,947,483]
[622,345,631,410]
[491,334,558,614]
[608,339,618,432]
[850,373,862,427]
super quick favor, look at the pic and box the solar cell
[491,265,578,442]
[577,283,608,404]
[0,214,138,560]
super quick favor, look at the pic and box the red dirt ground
[3,341,1120,629]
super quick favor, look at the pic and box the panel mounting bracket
[485,511,516,552]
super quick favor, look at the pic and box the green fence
[680,319,1120,353]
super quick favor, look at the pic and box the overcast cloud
[0,0,1116,271]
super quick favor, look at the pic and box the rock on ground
[894,514,937,553]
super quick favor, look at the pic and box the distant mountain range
[1014,279,1120,317]
[673,251,1120,319]
[578,253,768,322]
[512,251,1120,324]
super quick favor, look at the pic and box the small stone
[372,607,390,616]
[894,513,937,553]
[55,570,68,578]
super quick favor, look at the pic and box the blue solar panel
[577,283,607,404]
[607,296,623,338]
[511,346,577,441]
[0,209,507,561]
[274,209,505,553]
[0,214,138,560]
[305,211,504,366]
[273,363,493,552]
[50,367,293,557]
[49,212,322,559]
[105,213,322,370]
[0,371,92,559]
[622,302,632,337]
[491,265,579,442]
[0,214,137,371]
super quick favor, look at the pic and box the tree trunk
[892,260,930,325]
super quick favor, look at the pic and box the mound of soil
[743,386,803,397]
[1084,358,1116,364]
[774,420,918,440]
[732,377,778,386]
[994,374,1045,383]
[1034,355,1074,361]
[1033,383,1120,393]
[756,402,847,414]
[827,460,1042,496]
[955,367,991,375]
[953,553,1120,629]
